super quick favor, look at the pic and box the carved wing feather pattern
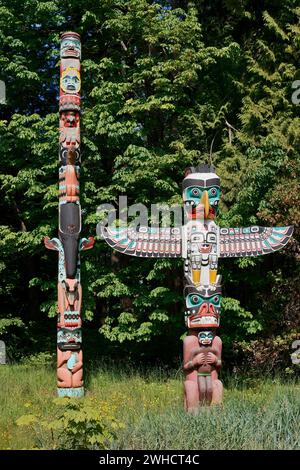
[219,226,294,258]
[101,226,182,258]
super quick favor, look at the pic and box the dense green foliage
[16,395,123,449]
[0,0,299,367]
[0,363,299,449]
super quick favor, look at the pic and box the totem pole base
[57,387,84,398]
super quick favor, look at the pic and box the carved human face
[61,37,81,59]
[61,111,79,127]
[190,227,218,255]
[57,327,82,349]
[61,68,81,93]
[185,284,221,328]
[198,331,214,346]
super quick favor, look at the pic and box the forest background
[0,0,299,373]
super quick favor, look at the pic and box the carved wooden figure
[44,32,94,397]
[101,163,293,411]
[183,330,223,409]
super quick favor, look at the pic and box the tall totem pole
[45,32,94,397]
[101,164,293,411]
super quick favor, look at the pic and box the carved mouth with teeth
[192,315,218,326]
[186,310,220,328]
[64,49,79,57]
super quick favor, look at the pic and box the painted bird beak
[200,190,210,218]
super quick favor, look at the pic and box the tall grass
[0,361,299,450]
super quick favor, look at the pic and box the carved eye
[209,187,218,197]
[191,295,200,305]
[192,188,200,196]
[206,233,216,243]
[211,295,220,305]
[191,233,204,243]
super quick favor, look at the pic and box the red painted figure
[183,330,223,412]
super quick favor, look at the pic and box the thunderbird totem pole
[101,165,293,411]
[44,32,94,397]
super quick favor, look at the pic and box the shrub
[16,396,124,449]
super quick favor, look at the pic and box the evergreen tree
[0,0,298,366]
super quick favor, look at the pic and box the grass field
[0,362,299,450]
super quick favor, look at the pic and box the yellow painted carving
[192,269,200,284]
[200,190,209,218]
[61,67,81,93]
[209,269,217,284]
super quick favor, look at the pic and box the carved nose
[198,303,216,315]
[199,304,208,314]
[209,303,216,314]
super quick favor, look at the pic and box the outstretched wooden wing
[219,226,293,258]
[101,225,182,258]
